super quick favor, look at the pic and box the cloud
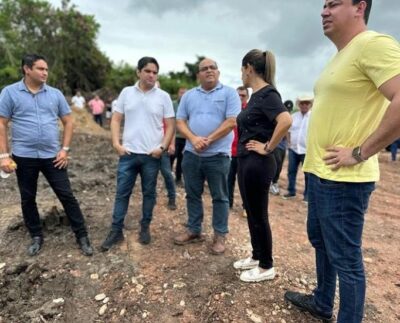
[47,0,399,100]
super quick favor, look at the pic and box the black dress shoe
[167,199,177,210]
[284,291,334,322]
[28,236,43,256]
[138,227,151,245]
[100,230,124,252]
[77,236,94,256]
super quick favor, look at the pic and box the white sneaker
[233,257,259,270]
[240,266,275,282]
[269,183,280,195]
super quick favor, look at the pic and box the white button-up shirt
[289,110,311,154]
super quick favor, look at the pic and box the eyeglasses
[199,65,218,72]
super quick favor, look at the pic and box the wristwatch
[352,146,367,163]
[264,144,272,154]
[62,146,71,152]
[159,145,165,152]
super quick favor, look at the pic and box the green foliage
[0,0,111,93]
[0,0,206,97]
[105,62,137,95]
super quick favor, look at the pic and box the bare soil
[0,112,399,322]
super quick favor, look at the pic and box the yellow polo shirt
[303,31,400,182]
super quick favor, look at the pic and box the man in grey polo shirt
[173,58,241,254]
[101,56,175,250]
[0,54,93,257]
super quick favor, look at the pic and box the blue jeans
[390,138,400,161]
[160,152,176,200]
[182,151,230,235]
[287,149,308,199]
[111,153,160,231]
[307,173,375,323]
[13,155,88,238]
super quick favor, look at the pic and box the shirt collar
[18,79,47,93]
[134,81,157,94]
[196,82,223,94]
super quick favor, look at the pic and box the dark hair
[242,49,276,88]
[353,0,372,24]
[21,54,47,75]
[236,86,249,95]
[283,100,294,112]
[137,56,159,72]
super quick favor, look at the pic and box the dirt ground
[0,111,399,322]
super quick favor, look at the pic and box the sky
[49,0,399,100]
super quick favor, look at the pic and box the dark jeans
[307,173,375,323]
[238,153,276,269]
[13,155,88,239]
[160,152,176,200]
[170,137,186,182]
[287,149,308,199]
[272,147,286,184]
[93,114,103,127]
[390,138,400,161]
[111,153,160,231]
[182,151,230,235]
[227,156,238,207]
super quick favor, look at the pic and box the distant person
[101,56,175,250]
[390,138,400,161]
[228,86,248,208]
[88,95,105,127]
[233,49,291,282]
[0,54,93,257]
[173,58,241,255]
[105,97,113,127]
[283,95,313,201]
[170,87,187,186]
[270,100,294,196]
[71,90,86,109]
[285,1,400,322]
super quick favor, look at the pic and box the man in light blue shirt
[174,58,241,254]
[0,54,93,257]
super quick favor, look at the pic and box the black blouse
[236,85,287,157]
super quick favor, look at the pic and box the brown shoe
[210,234,226,255]
[173,230,204,245]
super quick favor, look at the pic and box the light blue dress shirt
[0,80,71,158]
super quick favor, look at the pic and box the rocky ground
[0,116,399,322]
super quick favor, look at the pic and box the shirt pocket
[212,99,226,116]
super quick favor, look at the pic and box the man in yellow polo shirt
[284,1,400,322]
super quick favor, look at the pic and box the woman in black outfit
[233,49,292,282]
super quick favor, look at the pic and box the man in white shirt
[283,95,313,201]
[100,57,175,250]
[71,91,86,109]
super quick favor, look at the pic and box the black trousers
[272,147,286,184]
[238,153,276,269]
[227,156,238,207]
[170,137,186,182]
[13,155,88,239]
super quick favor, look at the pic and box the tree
[0,0,111,93]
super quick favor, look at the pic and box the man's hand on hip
[323,147,359,170]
